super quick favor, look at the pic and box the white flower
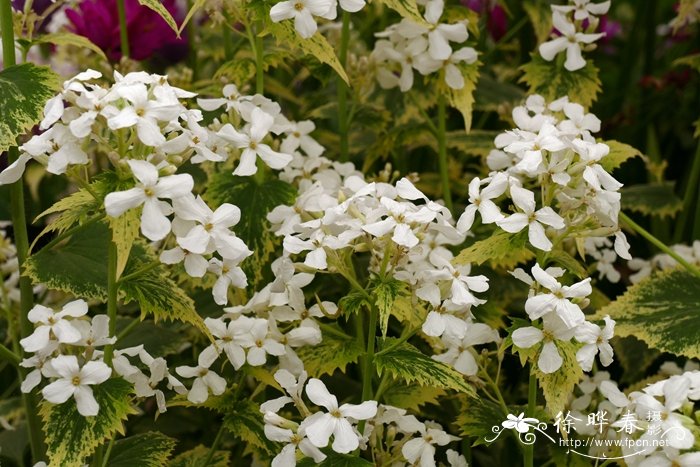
[239,319,286,366]
[504,123,567,175]
[512,314,574,374]
[552,0,611,21]
[175,346,227,404]
[524,263,591,329]
[363,197,436,248]
[218,108,293,175]
[104,160,194,241]
[172,195,250,260]
[401,421,458,466]
[270,0,335,39]
[208,258,249,305]
[304,378,377,453]
[420,248,489,307]
[22,124,89,175]
[204,316,254,370]
[20,300,89,352]
[265,424,327,467]
[269,257,314,310]
[501,413,539,433]
[433,323,500,375]
[456,173,508,232]
[73,314,116,348]
[423,0,468,60]
[574,315,615,371]
[496,186,565,251]
[281,120,324,157]
[539,12,604,71]
[42,355,111,416]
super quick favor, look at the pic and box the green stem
[255,22,264,94]
[620,212,700,278]
[117,259,160,284]
[103,241,119,365]
[338,10,351,162]
[1,0,46,460]
[116,0,129,59]
[358,303,378,433]
[202,422,226,466]
[437,94,453,213]
[0,342,20,366]
[524,370,537,467]
[674,141,700,242]
[116,316,141,341]
[100,437,115,467]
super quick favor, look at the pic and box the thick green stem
[674,141,700,242]
[103,241,119,365]
[1,0,46,460]
[358,303,378,433]
[620,212,700,278]
[255,22,264,94]
[116,0,130,58]
[437,94,453,212]
[0,342,20,366]
[338,11,351,162]
[524,370,537,467]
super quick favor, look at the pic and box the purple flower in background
[65,0,187,62]
[463,0,508,41]
[12,0,54,14]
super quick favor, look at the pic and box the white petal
[538,341,563,374]
[42,379,75,404]
[74,385,100,416]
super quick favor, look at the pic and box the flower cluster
[564,367,700,466]
[372,0,477,91]
[19,300,114,416]
[539,0,610,71]
[269,0,366,39]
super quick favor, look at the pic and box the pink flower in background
[463,0,508,41]
[65,0,187,62]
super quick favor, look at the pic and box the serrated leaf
[108,432,177,467]
[168,445,230,467]
[519,54,601,109]
[36,32,107,60]
[0,63,60,152]
[599,140,643,172]
[620,182,683,218]
[376,0,429,25]
[205,174,296,289]
[382,383,445,411]
[374,339,475,394]
[392,294,427,329]
[25,221,211,338]
[214,58,257,83]
[594,268,700,360]
[457,397,504,444]
[297,325,364,376]
[368,276,406,336]
[338,291,369,316]
[444,61,481,131]
[298,452,373,466]
[453,230,535,270]
[41,378,135,467]
[107,208,140,279]
[178,0,206,35]
[32,188,100,245]
[222,399,277,455]
[266,21,348,83]
[534,341,583,417]
[138,0,180,35]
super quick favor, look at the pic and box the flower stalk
[437,94,453,212]
[116,0,130,59]
[1,0,47,460]
[338,10,351,162]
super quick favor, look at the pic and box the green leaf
[674,53,700,73]
[36,32,107,60]
[297,325,364,376]
[599,140,643,172]
[338,291,370,316]
[0,63,60,152]
[205,174,296,289]
[474,75,525,112]
[265,21,348,83]
[374,339,475,395]
[523,1,553,43]
[298,452,373,466]
[375,0,429,26]
[519,54,601,109]
[168,445,230,467]
[33,188,100,244]
[444,61,481,131]
[620,182,683,218]
[382,383,445,411]
[41,378,135,467]
[534,341,583,417]
[453,230,535,270]
[108,432,177,467]
[222,399,277,455]
[25,221,211,338]
[548,250,588,279]
[457,397,504,445]
[595,268,700,360]
[214,58,258,83]
[107,208,140,279]
[137,0,180,35]
[446,130,499,158]
[0,421,28,466]
[177,0,206,35]
[368,276,406,336]
[115,319,189,357]
[611,336,660,385]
